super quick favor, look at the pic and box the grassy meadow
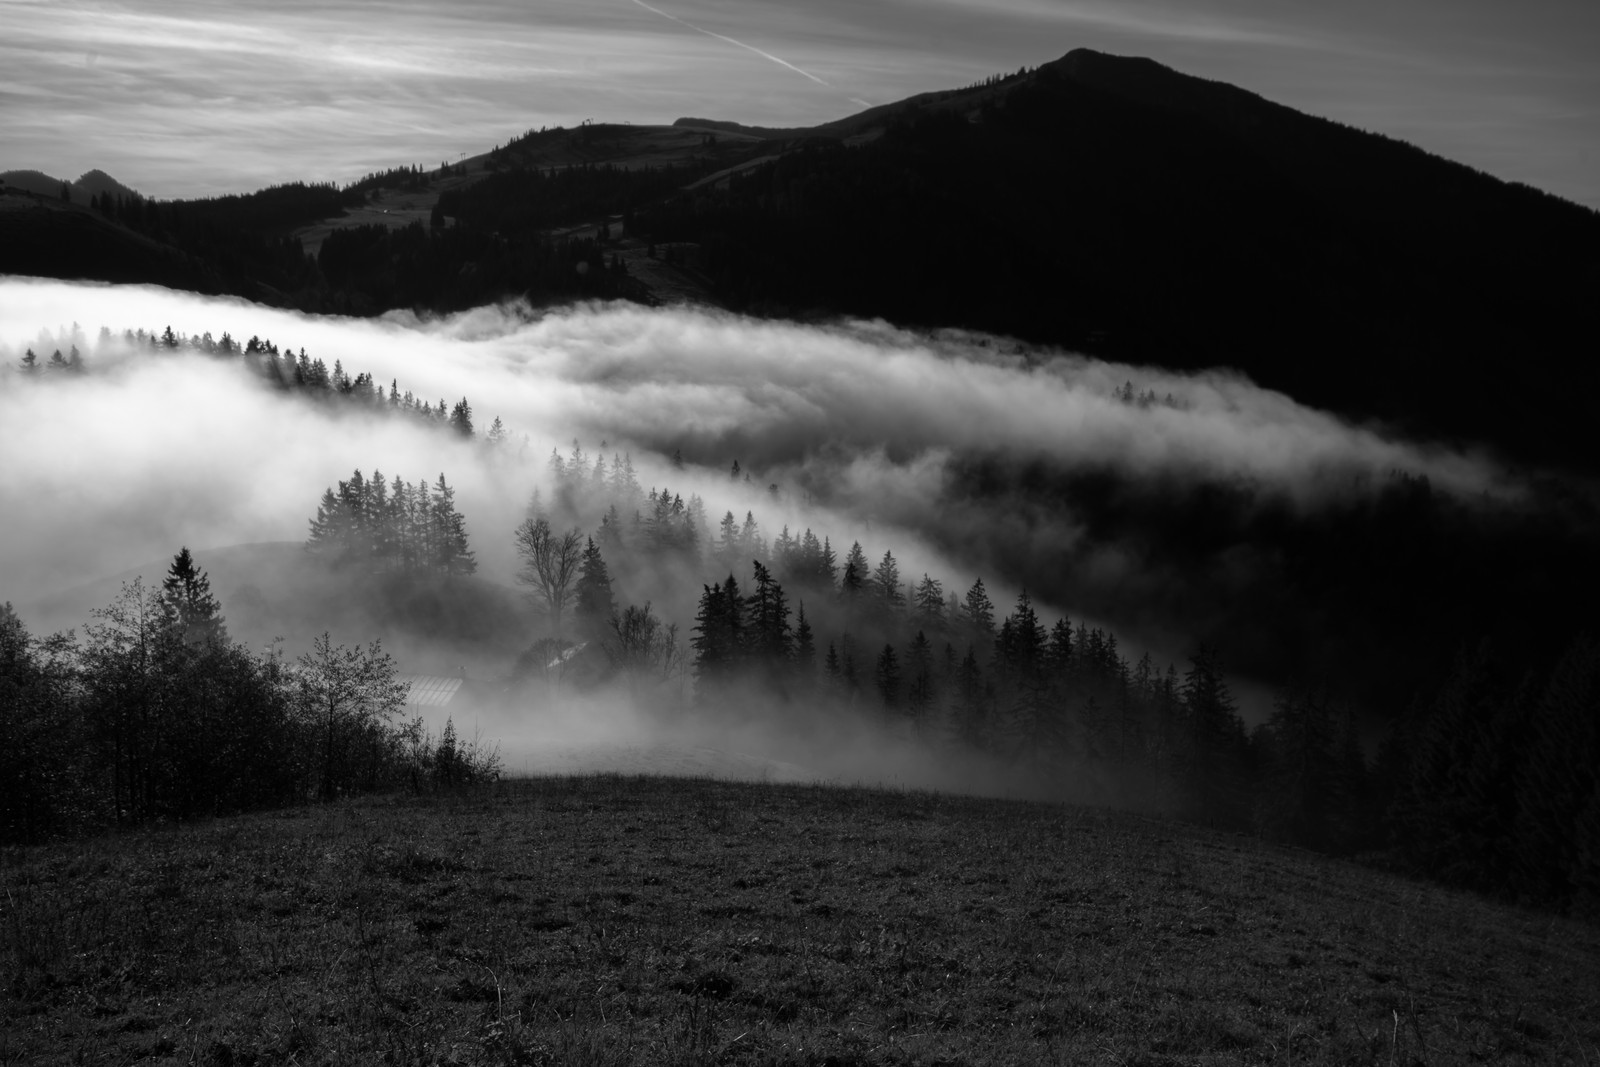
[4,776,1597,1065]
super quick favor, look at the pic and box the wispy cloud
[631,0,834,89]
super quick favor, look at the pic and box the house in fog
[397,671,494,717]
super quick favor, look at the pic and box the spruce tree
[914,574,945,627]
[430,474,476,575]
[963,578,995,638]
[744,561,792,673]
[485,416,508,448]
[306,487,351,561]
[715,511,741,573]
[872,551,905,609]
[841,542,869,600]
[691,577,744,696]
[159,547,226,646]
[572,537,616,641]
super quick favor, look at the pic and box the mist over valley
[4,33,1600,1064]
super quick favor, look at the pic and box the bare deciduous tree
[296,632,408,801]
[608,602,684,684]
[514,517,584,637]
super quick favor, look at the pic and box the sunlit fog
[0,277,1521,793]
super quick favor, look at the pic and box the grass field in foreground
[3,776,1597,1065]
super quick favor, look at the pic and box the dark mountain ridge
[6,49,1598,471]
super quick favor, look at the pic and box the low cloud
[0,278,1514,609]
[7,276,1561,758]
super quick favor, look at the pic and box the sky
[1,0,1596,207]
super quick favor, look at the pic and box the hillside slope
[4,777,1596,1064]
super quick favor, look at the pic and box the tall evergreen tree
[448,397,473,437]
[963,578,995,638]
[691,576,745,695]
[872,550,905,609]
[841,542,870,600]
[431,473,476,575]
[913,574,945,627]
[306,487,352,560]
[572,537,616,641]
[159,547,226,646]
[745,561,792,675]
[714,511,741,572]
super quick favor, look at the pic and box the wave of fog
[0,277,1523,789]
[1,276,1513,586]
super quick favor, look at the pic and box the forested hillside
[4,328,1597,915]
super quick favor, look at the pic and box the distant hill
[73,168,139,201]
[0,188,222,293]
[651,49,1600,470]
[6,50,1599,468]
[0,167,139,202]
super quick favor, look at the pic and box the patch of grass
[2,776,1598,1065]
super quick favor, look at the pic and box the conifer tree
[745,561,792,676]
[740,511,765,562]
[596,504,624,555]
[841,542,869,599]
[306,487,352,560]
[691,576,745,695]
[431,473,476,575]
[159,547,226,646]
[823,640,842,695]
[714,511,741,572]
[572,537,616,641]
[872,550,905,609]
[914,574,946,627]
[963,578,995,638]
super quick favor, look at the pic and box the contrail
[631,0,833,89]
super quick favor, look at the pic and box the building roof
[399,674,464,708]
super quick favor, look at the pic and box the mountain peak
[1,167,138,201]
